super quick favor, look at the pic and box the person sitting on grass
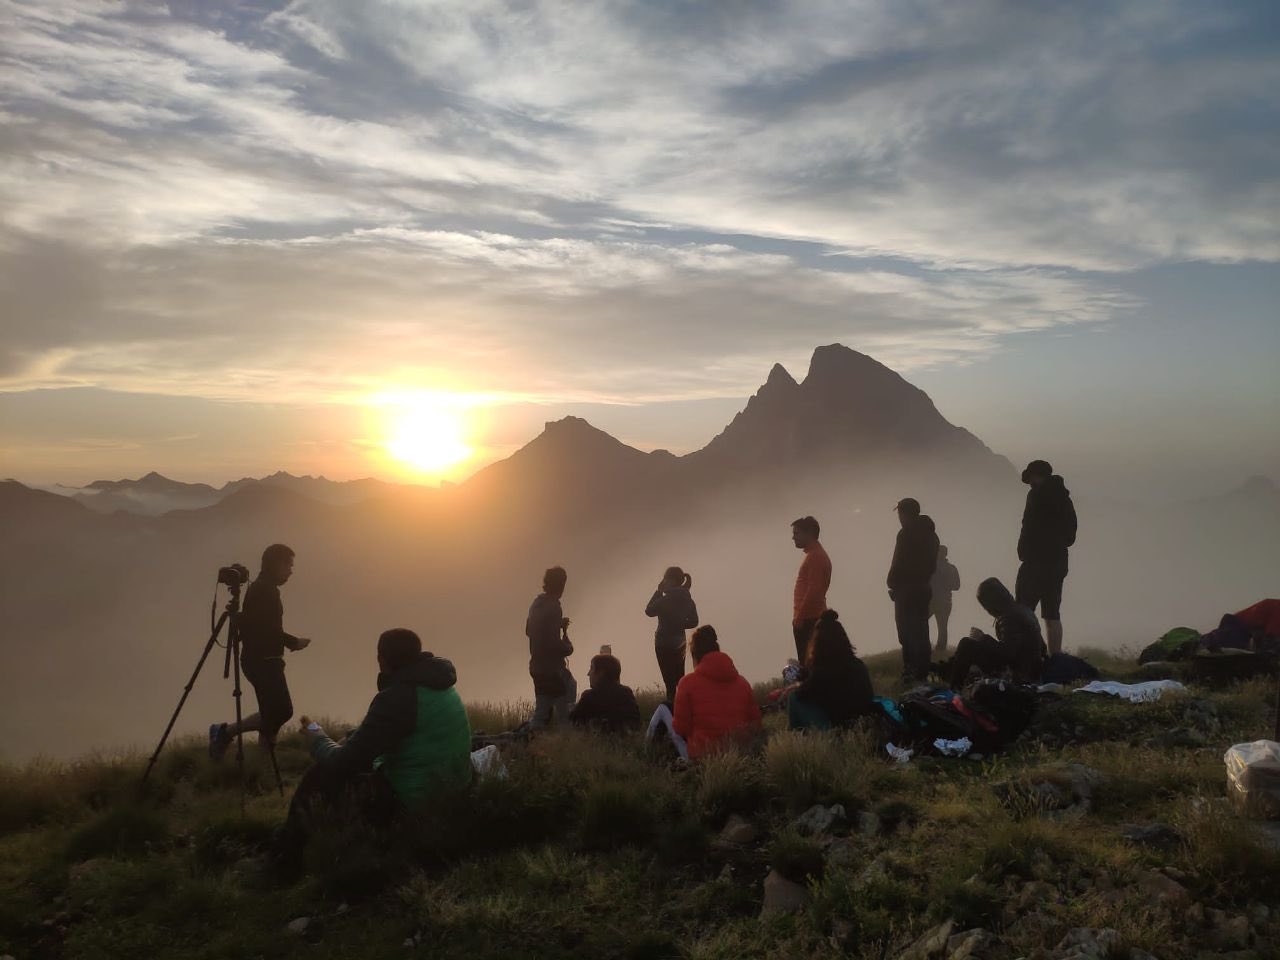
[788,609,874,731]
[281,628,472,854]
[948,577,1045,689]
[668,625,762,760]
[570,650,641,733]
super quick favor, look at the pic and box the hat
[893,497,921,516]
[1021,459,1053,484]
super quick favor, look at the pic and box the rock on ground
[794,803,846,836]
[946,928,997,960]
[718,814,758,845]
[759,869,810,918]
[896,919,955,959]
[1055,927,1121,960]
[1139,869,1190,907]
[285,917,312,935]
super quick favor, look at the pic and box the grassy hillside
[1,652,1277,960]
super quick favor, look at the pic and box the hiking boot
[208,723,231,761]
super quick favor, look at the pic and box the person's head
[894,498,920,528]
[662,566,692,589]
[377,627,422,675]
[542,566,568,598]
[690,625,720,663]
[806,609,855,672]
[976,577,1017,618]
[791,516,820,549]
[1021,459,1053,488]
[588,653,622,689]
[260,543,295,585]
[938,544,949,560]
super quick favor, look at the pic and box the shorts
[1015,559,1067,621]
[241,657,293,739]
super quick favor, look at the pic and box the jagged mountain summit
[685,343,1011,479]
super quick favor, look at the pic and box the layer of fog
[1,465,1275,762]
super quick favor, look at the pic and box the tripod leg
[142,611,231,785]
[232,623,246,818]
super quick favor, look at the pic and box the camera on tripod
[217,563,250,589]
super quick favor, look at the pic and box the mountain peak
[766,363,797,388]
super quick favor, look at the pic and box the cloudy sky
[2,0,1277,498]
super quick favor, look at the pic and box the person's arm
[799,555,825,614]
[672,681,693,740]
[1062,494,1078,548]
[645,589,664,619]
[309,685,414,777]
[568,690,595,726]
[744,683,763,732]
[683,595,699,631]
[948,564,961,592]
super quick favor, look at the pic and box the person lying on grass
[280,628,472,855]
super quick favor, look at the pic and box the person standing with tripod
[209,543,310,759]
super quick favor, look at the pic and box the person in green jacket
[285,628,473,848]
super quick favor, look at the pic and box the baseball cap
[1021,460,1053,484]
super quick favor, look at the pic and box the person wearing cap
[1016,460,1078,656]
[887,498,940,683]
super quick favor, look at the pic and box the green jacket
[309,652,472,809]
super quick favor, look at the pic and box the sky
[1,0,1278,500]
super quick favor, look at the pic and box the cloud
[0,0,1274,404]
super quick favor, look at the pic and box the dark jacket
[526,593,573,693]
[976,578,1045,682]
[1018,476,1077,565]
[794,651,874,729]
[239,577,299,662]
[930,560,960,604]
[569,682,641,733]
[309,652,473,808]
[887,515,940,594]
[645,586,699,648]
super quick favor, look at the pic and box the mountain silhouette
[688,344,1009,478]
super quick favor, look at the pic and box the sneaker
[208,723,231,761]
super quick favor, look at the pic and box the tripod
[141,578,285,811]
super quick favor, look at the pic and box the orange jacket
[793,541,832,624]
[672,651,762,760]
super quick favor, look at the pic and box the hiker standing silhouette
[527,566,576,729]
[208,543,311,760]
[930,544,961,653]
[645,566,699,704]
[887,498,939,683]
[791,516,832,662]
[1015,460,1077,656]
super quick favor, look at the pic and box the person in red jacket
[672,625,762,760]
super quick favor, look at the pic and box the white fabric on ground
[1074,679,1186,703]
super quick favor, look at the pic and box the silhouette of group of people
[205,459,1076,855]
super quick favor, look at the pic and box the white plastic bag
[470,743,509,781]
[885,743,913,764]
[1224,740,1280,819]
[933,737,973,757]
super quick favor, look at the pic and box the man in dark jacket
[282,628,472,855]
[527,566,576,729]
[888,498,940,682]
[570,652,641,733]
[209,543,311,760]
[1016,460,1078,656]
[949,578,1046,688]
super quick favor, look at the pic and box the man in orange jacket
[791,516,832,661]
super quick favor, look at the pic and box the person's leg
[909,591,932,680]
[552,667,577,726]
[948,636,979,689]
[530,693,554,730]
[1014,562,1041,614]
[656,641,686,705]
[645,703,689,759]
[793,620,816,662]
[934,605,951,653]
[254,661,293,753]
[1042,570,1065,656]
[894,596,914,678]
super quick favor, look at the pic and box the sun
[381,393,474,477]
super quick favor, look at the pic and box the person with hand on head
[282,628,472,857]
[948,577,1046,689]
[787,610,874,731]
[887,498,940,683]
[209,543,311,761]
[527,566,576,730]
[791,516,832,663]
[1016,460,1077,656]
[570,650,642,733]
[645,566,699,704]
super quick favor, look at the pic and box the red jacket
[672,651,762,759]
[1237,599,1280,638]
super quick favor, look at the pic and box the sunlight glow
[376,391,476,478]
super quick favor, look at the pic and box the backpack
[898,693,976,750]
[964,679,1038,745]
